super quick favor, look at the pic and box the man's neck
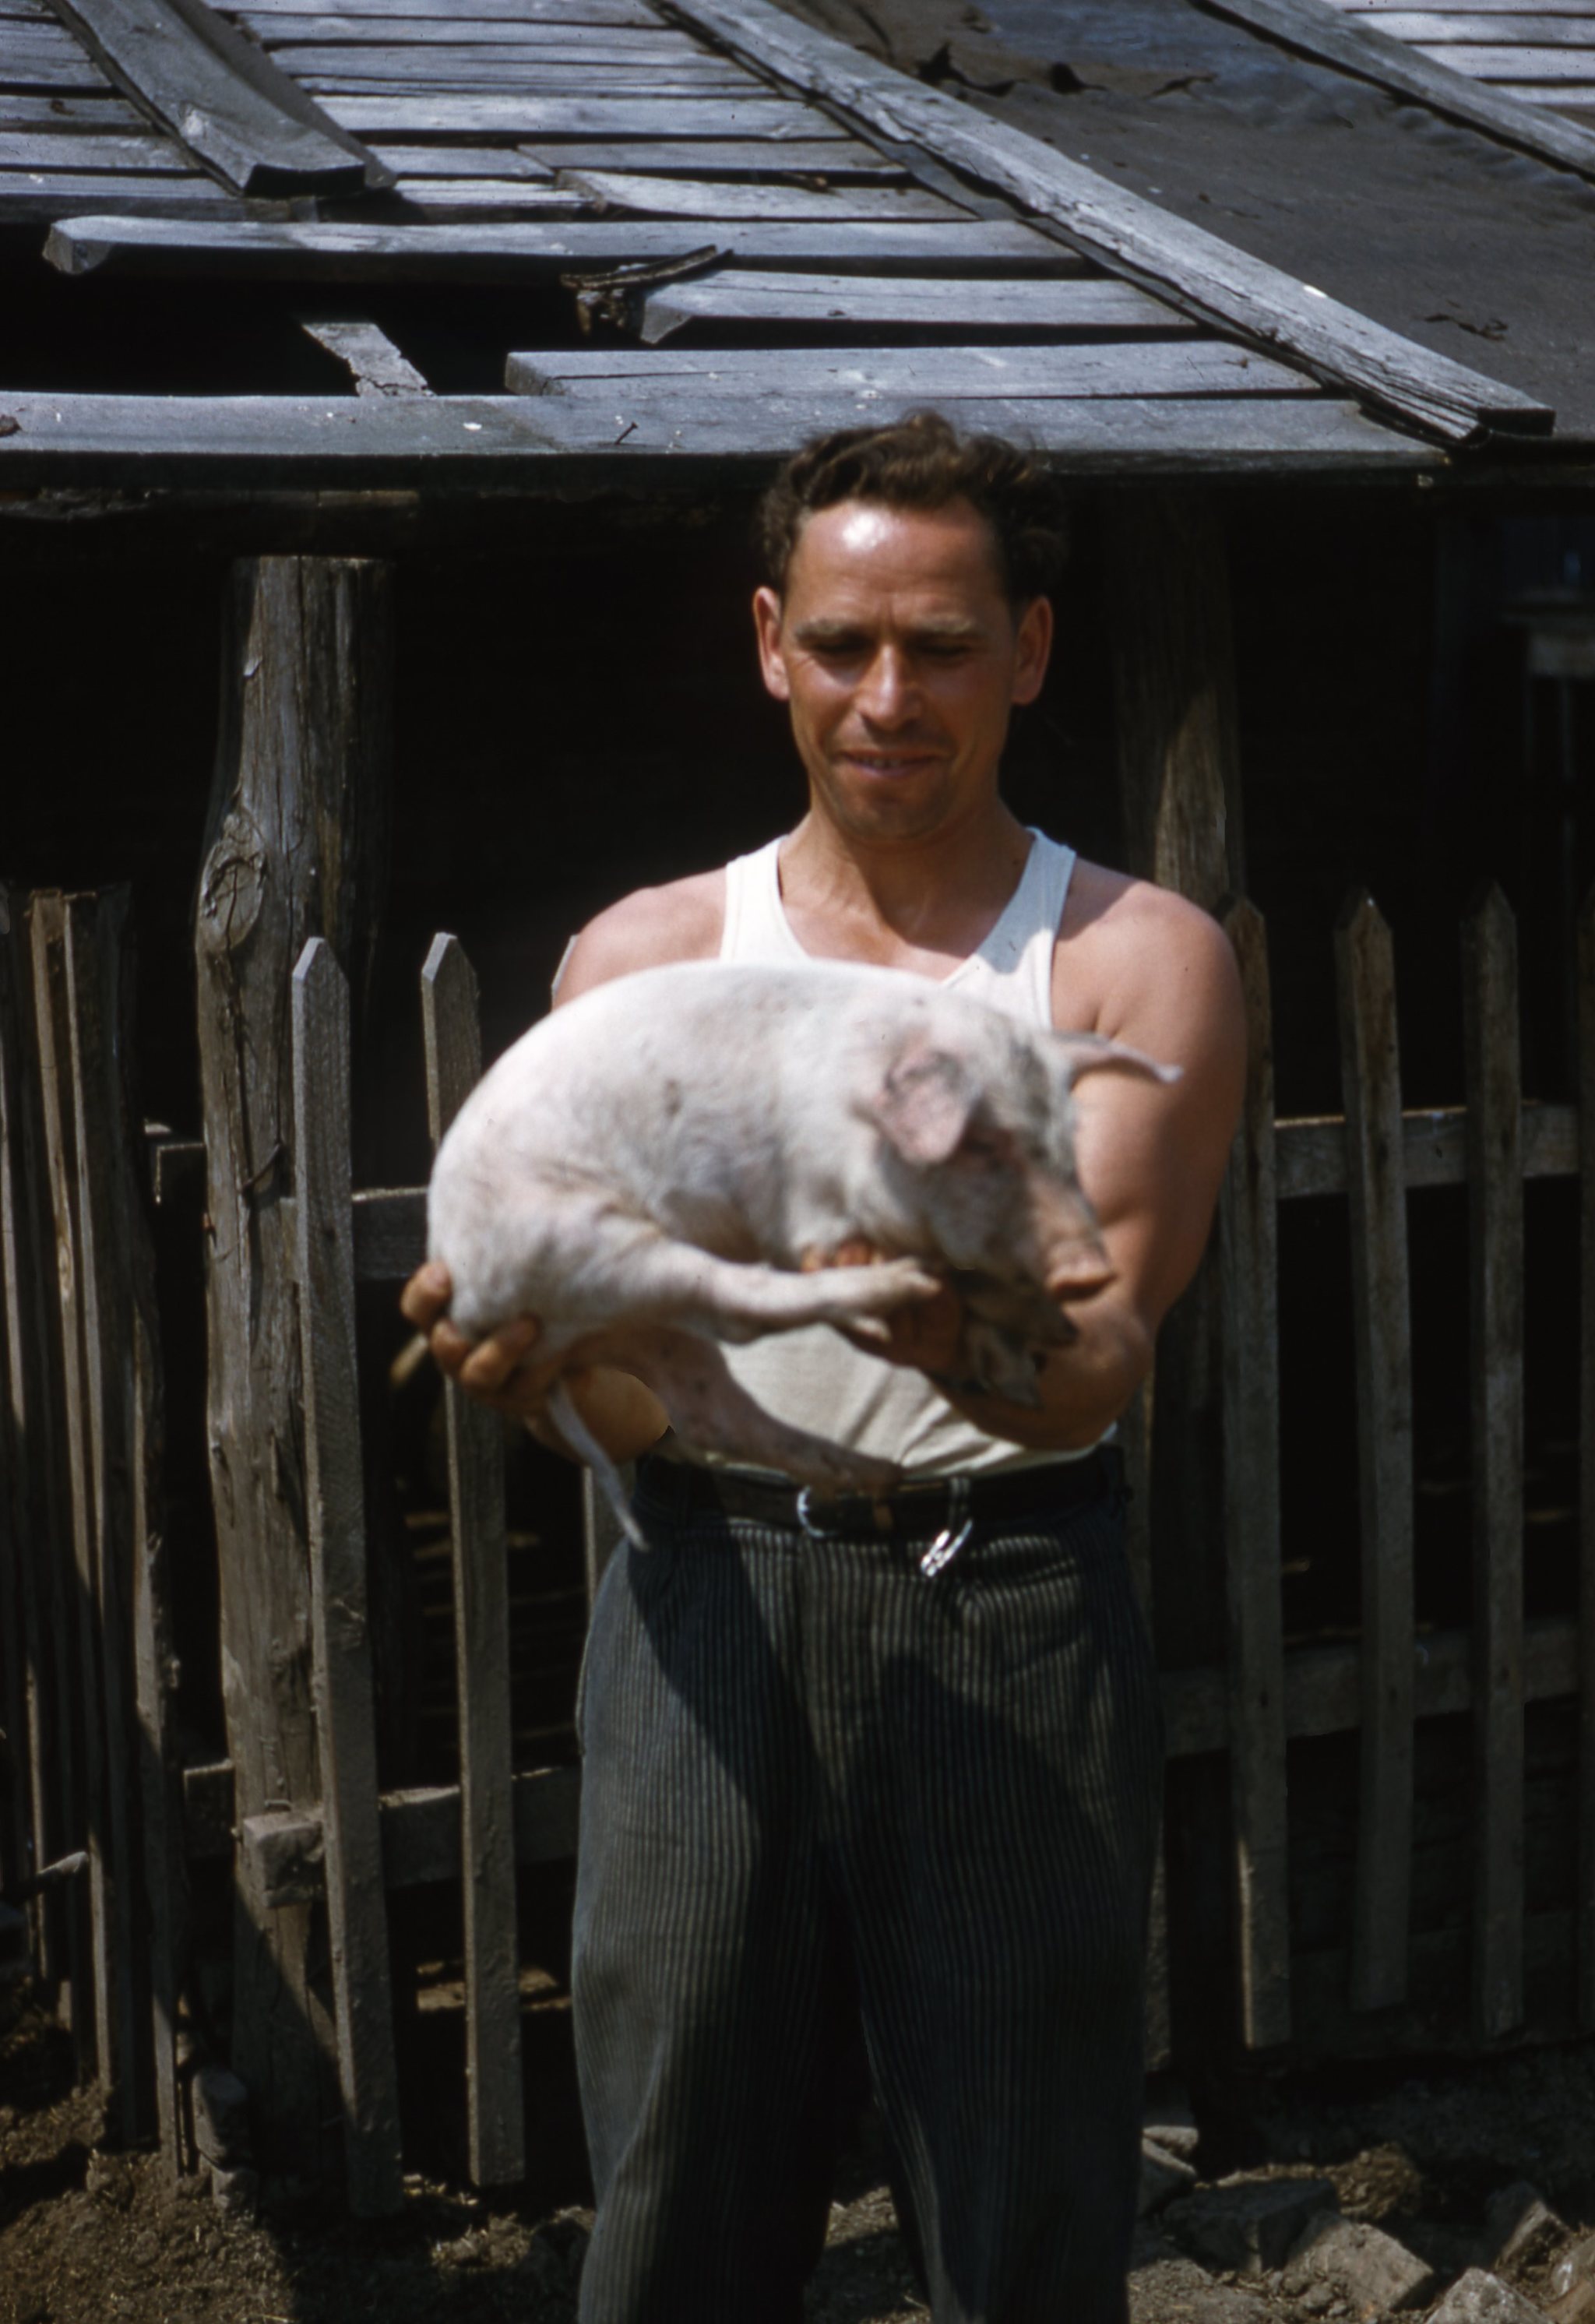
[776,801,1035,977]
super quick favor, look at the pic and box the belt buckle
[917,1475,974,1579]
[795,1485,842,1541]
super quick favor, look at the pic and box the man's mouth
[839,749,940,775]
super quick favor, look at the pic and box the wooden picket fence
[0,879,1590,2207]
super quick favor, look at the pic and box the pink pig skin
[426,959,1175,1540]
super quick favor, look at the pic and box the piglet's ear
[1048,1031,1182,1090]
[864,1038,976,1167]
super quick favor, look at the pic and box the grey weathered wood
[663,0,1555,441]
[1333,890,1414,2013]
[1384,15,1595,40]
[1462,882,1525,2041]
[49,0,392,192]
[1436,43,1595,71]
[46,213,1058,278]
[1577,888,1595,2026]
[28,895,117,2089]
[0,49,110,90]
[1277,1097,1576,1199]
[370,139,554,174]
[241,1763,581,1903]
[241,0,659,14]
[521,137,885,174]
[195,556,393,2176]
[1106,495,1244,911]
[0,176,253,220]
[510,340,1314,399]
[555,168,967,219]
[301,317,429,394]
[290,938,404,2215]
[639,269,1175,343]
[1218,897,1292,2049]
[389,179,590,217]
[421,933,524,2191]
[1202,0,1595,176]
[60,893,160,2143]
[0,90,143,121]
[305,68,750,97]
[0,386,1434,485]
[0,129,188,168]
[1117,1378,1170,2069]
[266,23,710,52]
[321,90,827,134]
[292,48,743,78]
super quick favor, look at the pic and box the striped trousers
[572,1452,1164,2324]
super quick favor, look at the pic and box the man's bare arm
[870,884,1246,1450]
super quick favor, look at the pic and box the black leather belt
[637,1443,1119,1548]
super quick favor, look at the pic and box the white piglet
[427,958,1176,1544]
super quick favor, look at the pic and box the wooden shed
[2,0,1592,2211]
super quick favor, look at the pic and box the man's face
[753,495,1053,847]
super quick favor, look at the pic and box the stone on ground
[1280,2208,1436,2315]
[1129,2248,1273,2322]
[1139,2136,1199,2217]
[1143,2079,1200,2163]
[1429,2267,1553,2322]
[1166,2174,1338,2276]
[1488,2184,1568,2275]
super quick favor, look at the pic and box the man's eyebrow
[792,614,989,645]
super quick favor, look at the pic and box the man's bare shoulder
[1058,857,1242,1048]
[555,868,725,1007]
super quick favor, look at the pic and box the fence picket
[29,894,115,2088]
[1219,897,1291,2048]
[290,938,403,2216]
[1118,1379,1171,2066]
[1462,883,1525,2041]
[1578,886,1595,2027]
[1334,892,1415,2012]
[0,892,39,1921]
[421,933,525,2190]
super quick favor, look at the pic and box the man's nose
[857,645,917,724]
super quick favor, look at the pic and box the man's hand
[399,1261,671,1461]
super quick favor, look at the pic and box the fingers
[459,1315,540,1393]
[399,1259,452,1330]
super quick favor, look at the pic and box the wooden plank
[0,388,1433,481]
[509,342,1316,398]
[241,1763,581,1901]
[1199,0,1595,179]
[50,0,392,192]
[28,895,114,2089]
[290,938,403,2215]
[389,178,586,215]
[44,214,1068,278]
[639,269,1172,343]
[0,91,146,124]
[238,0,660,14]
[1380,13,1595,38]
[1218,898,1291,2050]
[258,19,707,48]
[421,934,524,2192]
[1276,1097,1576,1199]
[301,316,429,393]
[520,136,892,174]
[0,178,252,219]
[0,51,115,89]
[370,139,554,173]
[555,168,967,219]
[1462,882,1526,2041]
[195,556,392,2182]
[282,43,740,72]
[300,64,749,92]
[0,129,191,168]
[61,894,152,2142]
[664,0,1557,440]
[1578,886,1595,2027]
[1420,38,1595,65]
[1333,891,1414,2014]
[0,901,86,2051]
[1488,75,1595,93]
[319,92,833,134]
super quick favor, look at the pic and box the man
[403,411,1245,2322]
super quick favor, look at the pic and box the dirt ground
[9,1976,1595,2324]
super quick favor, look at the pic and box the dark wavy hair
[754,410,1070,607]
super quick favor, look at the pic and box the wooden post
[1462,883,1525,2041]
[421,934,524,2191]
[291,938,403,2215]
[1333,891,1415,2013]
[1107,490,1247,2062]
[194,556,393,2171]
[1217,898,1290,2049]
[1576,887,1595,2027]
[0,894,86,2052]
[62,890,182,2150]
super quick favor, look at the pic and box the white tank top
[713,828,1098,1480]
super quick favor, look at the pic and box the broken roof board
[0,0,1570,483]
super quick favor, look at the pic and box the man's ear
[862,1037,977,1167]
[753,586,790,702]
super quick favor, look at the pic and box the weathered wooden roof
[1315,0,1595,129]
[0,0,1574,485]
